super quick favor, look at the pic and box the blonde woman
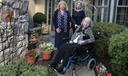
[53,1,72,49]
[72,1,86,33]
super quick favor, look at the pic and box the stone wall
[0,0,29,64]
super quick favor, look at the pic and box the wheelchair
[59,44,96,76]
[57,27,96,75]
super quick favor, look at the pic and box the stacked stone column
[0,0,29,64]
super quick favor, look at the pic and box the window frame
[94,0,110,22]
[115,0,128,25]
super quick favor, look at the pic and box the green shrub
[92,22,125,58]
[108,29,128,76]
[21,65,48,76]
[0,59,57,76]
[33,12,46,24]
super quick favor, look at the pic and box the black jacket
[52,10,71,31]
[72,10,85,25]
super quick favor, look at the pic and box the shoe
[48,63,57,70]
[57,70,65,74]
[56,65,65,74]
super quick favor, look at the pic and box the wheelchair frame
[63,49,96,76]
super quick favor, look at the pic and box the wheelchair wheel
[87,58,96,70]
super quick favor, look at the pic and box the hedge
[0,59,57,76]
[92,22,125,58]
[108,29,128,76]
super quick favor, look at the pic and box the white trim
[94,0,98,21]
[114,0,119,22]
[117,6,128,7]
[46,0,49,26]
[50,0,53,27]
[71,0,73,15]
[101,0,105,22]
[109,0,115,22]
[96,6,108,8]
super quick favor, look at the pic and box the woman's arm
[71,11,76,25]
[70,26,82,44]
[52,10,58,29]
[82,10,86,18]
[66,11,72,31]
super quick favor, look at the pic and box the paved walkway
[43,32,96,76]
[57,66,95,76]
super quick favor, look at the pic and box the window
[94,0,109,22]
[116,0,128,25]
[97,0,108,6]
[46,0,54,26]
[118,0,128,6]
[96,7,108,22]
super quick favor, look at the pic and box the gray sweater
[70,26,95,45]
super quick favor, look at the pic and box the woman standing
[53,1,71,49]
[72,1,85,33]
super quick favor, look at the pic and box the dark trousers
[51,43,87,67]
[55,30,69,49]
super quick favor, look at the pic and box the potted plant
[25,45,40,64]
[40,42,54,61]
[33,12,47,35]
[95,63,112,76]
[33,12,46,24]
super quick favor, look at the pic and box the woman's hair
[81,17,92,27]
[74,1,84,11]
[56,1,68,10]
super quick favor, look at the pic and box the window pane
[96,8,102,22]
[98,0,102,5]
[94,0,109,22]
[97,0,108,6]
[118,0,128,6]
[116,7,128,25]
[104,0,108,5]
[96,7,108,22]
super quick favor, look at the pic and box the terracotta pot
[42,51,52,61]
[26,55,36,65]
[107,73,112,76]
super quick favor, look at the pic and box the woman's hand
[69,41,73,44]
[75,24,78,28]
[56,28,61,33]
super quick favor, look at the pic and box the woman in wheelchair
[49,17,95,74]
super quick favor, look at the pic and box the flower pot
[26,55,36,65]
[41,51,52,61]
[107,73,112,76]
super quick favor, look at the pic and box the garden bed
[0,59,57,76]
